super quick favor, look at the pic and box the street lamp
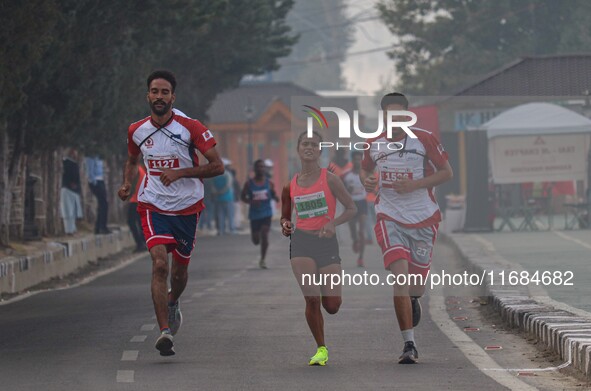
[244,98,254,168]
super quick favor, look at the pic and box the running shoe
[357,257,365,267]
[309,346,329,366]
[398,341,418,364]
[155,332,175,356]
[259,258,267,269]
[168,298,183,336]
[411,297,421,327]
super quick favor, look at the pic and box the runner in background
[264,159,277,217]
[281,131,357,366]
[212,160,235,235]
[241,159,279,269]
[365,189,377,245]
[341,151,367,267]
[328,149,352,177]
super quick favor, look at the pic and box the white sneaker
[155,332,175,356]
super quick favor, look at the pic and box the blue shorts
[139,206,199,264]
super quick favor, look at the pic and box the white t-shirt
[128,112,216,215]
[362,128,448,228]
[342,170,366,201]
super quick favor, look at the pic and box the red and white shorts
[139,206,199,265]
[374,219,438,278]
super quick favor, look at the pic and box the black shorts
[250,216,272,233]
[289,230,341,268]
[354,200,368,216]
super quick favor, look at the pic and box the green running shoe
[309,346,328,366]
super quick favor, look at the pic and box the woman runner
[280,131,357,366]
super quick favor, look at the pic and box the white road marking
[554,231,591,250]
[429,288,538,391]
[141,324,156,331]
[116,370,134,383]
[121,350,139,361]
[130,335,147,343]
[192,292,204,298]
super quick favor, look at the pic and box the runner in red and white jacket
[360,93,453,364]
[118,70,224,357]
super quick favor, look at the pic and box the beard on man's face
[150,99,172,116]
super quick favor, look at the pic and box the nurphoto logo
[303,105,419,151]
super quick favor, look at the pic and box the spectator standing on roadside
[61,148,83,235]
[86,155,111,234]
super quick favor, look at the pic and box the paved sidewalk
[445,229,591,380]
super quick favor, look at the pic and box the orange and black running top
[290,168,336,231]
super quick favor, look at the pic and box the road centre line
[116,370,134,383]
[121,350,139,361]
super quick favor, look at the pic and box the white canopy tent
[479,102,591,184]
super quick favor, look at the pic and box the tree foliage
[0,0,296,245]
[2,0,296,155]
[377,0,591,94]
[272,0,354,90]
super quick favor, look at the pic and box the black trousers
[127,202,144,248]
[89,180,109,233]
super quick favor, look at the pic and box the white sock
[401,329,415,345]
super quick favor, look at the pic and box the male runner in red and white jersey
[118,70,224,356]
[360,93,453,364]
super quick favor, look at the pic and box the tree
[0,0,59,245]
[377,0,591,95]
[272,0,354,90]
[153,0,297,119]
[0,0,296,245]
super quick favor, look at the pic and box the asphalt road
[0,230,585,390]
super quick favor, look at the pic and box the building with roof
[205,82,361,184]
[439,54,591,133]
[434,53,591,230]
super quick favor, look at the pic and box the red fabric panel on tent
[553,181,575,195]
[410,105,440,139]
